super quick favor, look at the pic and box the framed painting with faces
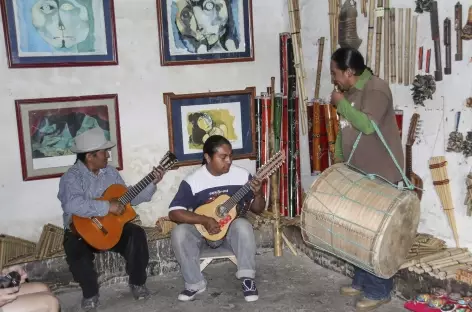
[156,0,255,66]
[0,0,118,68]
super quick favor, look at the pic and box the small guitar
[406,113,423,200]
[71,151,178,250]
[194,150,286,241]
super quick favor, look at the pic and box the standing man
[168,135,265,302]
[330,47,404,311]
[58,127,164,311]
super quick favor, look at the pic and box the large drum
[301,163,421,279]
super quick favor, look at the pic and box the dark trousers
[63,223,149,299]
[352,268,393,300]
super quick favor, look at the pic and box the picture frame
[156,0,255,66]
[15,94,123,181]
[164,87,256,167]
[0,0,119,68]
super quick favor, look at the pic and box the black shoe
[241,278,259,302]
[177,287,206,302]
[130,284,150,300]
[81,295,99,311]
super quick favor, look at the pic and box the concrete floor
[56,249,406,312]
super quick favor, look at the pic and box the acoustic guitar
[405,113,423,200]
[71,151,178,250]
[194,150,285,241]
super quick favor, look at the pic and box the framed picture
[156,0,255,66]
[15,94,123,181]
[0,0,118,68]
[164,87,256,167]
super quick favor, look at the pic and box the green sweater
[334,98,375,161]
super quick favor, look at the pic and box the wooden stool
[199,243,237,272]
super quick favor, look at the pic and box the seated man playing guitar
[168,135,265,303]
[57,127,164,311]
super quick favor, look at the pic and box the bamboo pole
[383,0,390,82]
[390,7,396,83]
[410,15,418,84]
[287,0,308,135]
[366,0,376,67]
[269,77,283,257]
[374,0,383,76]
[398,8,403,84]
[404,8,411,86]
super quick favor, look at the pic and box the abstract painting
[0,0,118,68]
[16,94,123,180]
[156,0,254,66]
[164,87,256,167]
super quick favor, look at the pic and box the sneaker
[340,286,363,296]
[81,295,99,311]
[177,287,206,302]
[241,278,258,302]
[130,284,150,300]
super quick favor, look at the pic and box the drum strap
[346,120,414,191]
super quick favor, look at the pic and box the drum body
[301,163,421,279]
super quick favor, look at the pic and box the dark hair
[75,151,97,164]
[331,47,374,76]
[202,135,231,165]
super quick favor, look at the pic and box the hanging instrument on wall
[430,1,443,81]
[365,0,376,67]
[374,0,383,76]
[455,2,463,60]
[71,151,178,250]
[444,18,452,75]
[405,113,423,200]
[338,0,362,50]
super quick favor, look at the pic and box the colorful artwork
[156,0,254,65]
[0,0,118,67]
[16,94,122,180]
[164,88,256,167]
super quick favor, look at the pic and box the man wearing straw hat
[57,127,165,311]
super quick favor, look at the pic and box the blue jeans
[352,268,393,300]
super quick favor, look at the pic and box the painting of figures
[0,0,118,67]
[16,94,122,180]
[164,87,256,167]
[156,0,254,65]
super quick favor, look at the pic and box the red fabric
[404,300,470,311]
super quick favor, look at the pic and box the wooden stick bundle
[397,8,403,84]
[429,156,460,248]
[287,0,308,135]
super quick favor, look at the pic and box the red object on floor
[404,301,441,311]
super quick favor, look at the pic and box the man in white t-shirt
[168,135,265,302]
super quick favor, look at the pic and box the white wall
[1,0,471,249]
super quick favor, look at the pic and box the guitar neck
[221,181,253,214]
[405,145,412,178]
[119,166,161,205]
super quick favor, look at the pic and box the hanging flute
[374,0,383,76]
[365,0,376,67]
[455,2,463,60]
[404,8,411,86]
[398,8,403,84]
[444,18,452,75]
[430,1,443,81]
[426,49,431,74]
[390,8,396,83]
[384,0,390,82]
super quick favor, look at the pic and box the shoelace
[242,279,256,291]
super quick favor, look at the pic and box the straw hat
[70,127,115,153]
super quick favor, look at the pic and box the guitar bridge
[91,217,108,235]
